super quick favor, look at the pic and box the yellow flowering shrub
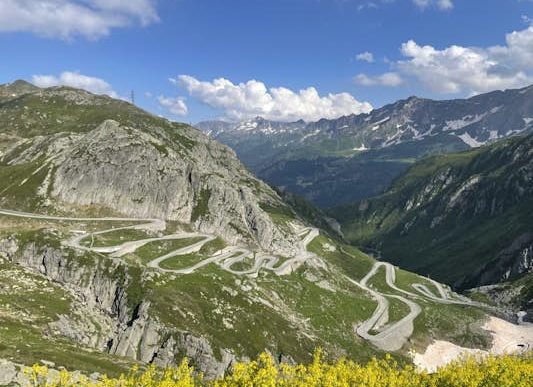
[25,351,532,387]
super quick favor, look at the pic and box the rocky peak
[1,87,304,256]
[0,79,39,99]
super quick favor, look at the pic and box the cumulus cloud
[355,72,404,86]
[357,26,533,95]
[357,0,453,11]
[158,96,188,116]
[173,75,373,122]
[412,0,453,10]
[32,71,119,97]
[356,51,375,63]
[437,0,454,9]
[0,0,159,40]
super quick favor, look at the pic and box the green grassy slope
[332,133,533,292]
[0,213,491,374]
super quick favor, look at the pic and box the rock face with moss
[333,133,533,318]
[0,81,299,256]
[0,235,237,378]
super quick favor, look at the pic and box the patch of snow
[413,317,533,373]
[490,106,502,114]
[443,114,486,131]
[353,144,368,151]
[300,129,321,142]
[457,132,484,148]
[373,116,390,125]
[523,117,533,126]
[448,175,481,208]
[236,121,258,131]
[413,341,486,373]
[489,130,499,140]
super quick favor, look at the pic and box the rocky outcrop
[0,358,101,386]
[0,237,236,378]
[1,82,305,256]
[336,132,533,295]
[2,119,300,256]
[476,233,533,285]
[0,359,17,386]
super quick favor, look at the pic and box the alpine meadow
[0,1,532,386]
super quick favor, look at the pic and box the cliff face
[0,236,235,378]
[334,133,533,291]
[0,82,303,256]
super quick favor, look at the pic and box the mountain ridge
[331,132,533,319]
[197,84,533,207]
[0,80,305,256]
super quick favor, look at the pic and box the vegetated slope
[332,133,533,317]
[0,81,497,379]
[0,80,303,255]
[17,351,533,386]
[198,85,533,207]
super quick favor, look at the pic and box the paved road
[1,208,489,352]
[1,208,321,277]
[341,253,483,352]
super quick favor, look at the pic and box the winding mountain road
[0,208,321,277]
[342,256,480,351]
[1,208,486,352]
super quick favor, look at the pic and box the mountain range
[197,84,533,207]
[1,80,512,382]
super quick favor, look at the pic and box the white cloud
[0,0,159,40]
[412,0,430,7]
[174,75,373,122]
[356,51,375,63]
[412,0,453,10]
[158,96,188,116]
[437,0,454,9]
[32,71,119,97]
[358,0,454,11]
[358,26,533,95]
[355,72,404,86]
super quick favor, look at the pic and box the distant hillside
[198,85,533,207]
[332,133,533,304]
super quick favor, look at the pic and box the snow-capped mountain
[196,117,309,169]
[196,84,533,207]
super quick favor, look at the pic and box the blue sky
[1,0,533,123]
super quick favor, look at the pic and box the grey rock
[0,360,17,385]
[0,238,236,378]
[2,119,299,256]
